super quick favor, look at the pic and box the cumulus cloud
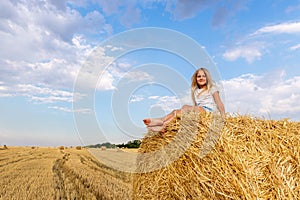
[223,71,300,121]
[223,21,300,63]
[0,1,140,113]
[95,64,153,91]
[96,70,116,90]
[125,71,153,82]
[0,0,107,54]
[0,58,80,90]
[0,0,111,92]
[149,95,181,113]
[223,42,265,63]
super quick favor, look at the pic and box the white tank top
[194,85,219,111]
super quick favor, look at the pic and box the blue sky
[1,0,300,146]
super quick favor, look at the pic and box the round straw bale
[75,146,82,150]
[58,146,65,150]
[133,112,300,199]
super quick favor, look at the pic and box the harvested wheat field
[1,113,299,200]
[133,112,300,199]
[0,146,133,199]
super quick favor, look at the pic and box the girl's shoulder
[209,84,219,94]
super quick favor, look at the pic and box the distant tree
[116,140,141,148]
[86,140,140,149]
[86,142,116,148]
[116,143,126,148]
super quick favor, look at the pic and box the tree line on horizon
[85,140,141,149]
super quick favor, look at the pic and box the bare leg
[143,105,205,132]
[160,105,205,128]
[143,109,179,127]
[162,109,180,124]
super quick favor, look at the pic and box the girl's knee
[181,105,190,110]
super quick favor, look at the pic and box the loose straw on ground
[133,112,300,199]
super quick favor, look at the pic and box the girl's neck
[199,85,207,89]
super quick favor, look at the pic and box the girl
[143,68,225,132]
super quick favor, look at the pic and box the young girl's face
[197,70,207,88]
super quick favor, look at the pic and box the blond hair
[191,68,214,105]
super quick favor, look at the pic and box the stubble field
[0,146,133,200]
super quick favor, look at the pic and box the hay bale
[1,145,8,150]
[100,146,107,150]
[58,146,65,150]
[133,112,300,199]
[75,146,82,150]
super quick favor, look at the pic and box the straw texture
[133,112,300,199]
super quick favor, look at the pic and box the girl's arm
[212,92,225,116]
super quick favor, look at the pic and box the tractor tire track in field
[52,152,103,200]
[52,157,67,199]
[1,147,132,199]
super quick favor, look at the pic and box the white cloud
[49,106,92,114]
[96,70,116,90]
[148,95,160,100]
[105,45,124,52]
[0,84,13,97]
[223,21,300,63]
[18,84,74,103]
[0,1,108,61]
[125,71,153,82]
[94,58,153,91]
[129,95,144,103]
[150,95,182,113]
[101,69,152,90]
[0,0,117,112]
[0,0,145,112]
[0,83,77,104]
[0,58,80,90]
[141,91,192,114]
[222,72,300,121]
[223,43,264,63]
[252,21,300,35]
[289,43,300,51]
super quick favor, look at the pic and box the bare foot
[143,119,151,125]
[143,118,164,126]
